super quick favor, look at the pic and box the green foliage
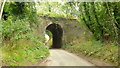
[37,2,119,44]
[2,1,119,66]
[37,2,119,65]
[79,2,119,44]
[2,39,49,66]
[37,2,78,19]
[3,2,38,24]
[2,2,49,66]
[2,17,31,41]
[2,18,49,66]
[45,30,53,47]
[64,38,118,65]
[46,30,52,38]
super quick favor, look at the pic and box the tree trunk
[0,0,6,20]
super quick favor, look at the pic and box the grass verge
[63,38,119,66]
[2,38,49,66]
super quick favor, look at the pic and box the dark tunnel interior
[46,23,63,48]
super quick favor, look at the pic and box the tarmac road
[39,49,94,66]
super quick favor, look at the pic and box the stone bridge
[37,16,91,48]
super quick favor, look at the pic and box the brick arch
[38,16,92,48]
[46,23,63,48]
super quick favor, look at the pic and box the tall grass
[2,39,49,66]
[64,37,118,65]
[2,18,50,66]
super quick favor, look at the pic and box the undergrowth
[2,39,49,66]
[38,12,77,19]
[63,37,119,66]
[1,17,50,66]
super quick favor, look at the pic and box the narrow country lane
[39,49,94,66]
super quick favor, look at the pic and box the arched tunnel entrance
[46,23,63,48]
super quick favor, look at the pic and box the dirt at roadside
[65,49,116,66]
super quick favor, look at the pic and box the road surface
[39,49,94,66]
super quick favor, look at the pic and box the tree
[0,0,6,20]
